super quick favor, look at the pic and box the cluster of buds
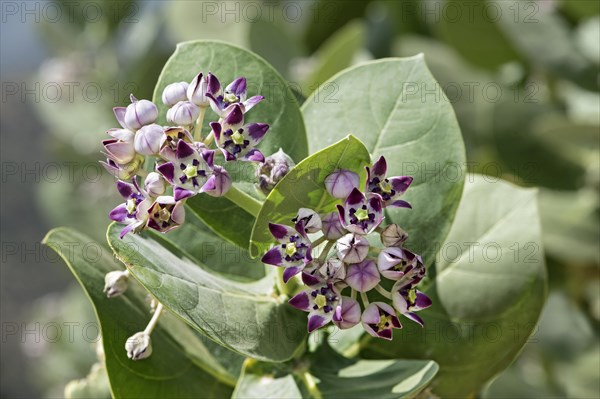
[262,156,431,340]
[101,72,271,238]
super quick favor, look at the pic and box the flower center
[378,180,392,193]
[314,294,327,308]
[376,314,392,331]
[126,199,137,214]
[285,242,297,257]
[355,208,369,221]
[184,164,198,178]
[408,288,417,304]
[231,131,245,145]
[158,208,171,222]
[224,92,238,103]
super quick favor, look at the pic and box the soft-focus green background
[1,1,598,397]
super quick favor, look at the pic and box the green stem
[360,292,370,307]
[318,241,335,263]
[224,186,263,217]
[143,303,164,335]
[300,372,323,399]
[374,285,392,300]
[193,106,207,142]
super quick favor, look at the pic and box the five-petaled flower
[262,221,313,282]
[337,188,384,235]
[289,283,342,333]
[366,156,413,208]
[207,76,264,117]
[109,180,151,238]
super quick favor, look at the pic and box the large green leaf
[309,344,438,399]
[107,223,307,361]
[152,40,308,248]
[361,175,547,397]
[43,228,234,399]
[302,56,466,265]
[249,135,371,257]
[232,360,304,399]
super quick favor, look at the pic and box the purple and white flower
[289,283,341,333]
[292,208,322,234]
[257,148,295,195]
[262,221,313,282]
[321,211,345,240]
[391,281,432,327]
[166,101,200,126]
[114,95,158,131]
[301,257,346,286]
[187,72,221,108]
[144,172,166,197]
[134,124,164,156]
[146,196,185,233]
[366,156,413,208]
[109,180,151,238]
[207,76,264,117]
[200,165,232,197]
[156,140,213,201]
[210,116,269,162]
[361,302,402,340]
[333,296,362,330]
[100,155,144,180]
[377,247,425,281]
[380,224,408,248]
[337,188,384,235]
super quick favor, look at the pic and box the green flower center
[184,165,198,178]
[231,131,245,145]
[376,314,391,331]
[158,208,171,222]
[378,180,392,193]
[355,208,369,221]
[224,92,238,103]
[314,294,327,308]
[285,242,297,257]
[126,199,137,214]
[408,288,417,304]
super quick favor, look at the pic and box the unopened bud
[321,211,345,240]
[103,270,129,298]
[144,172,166,197]
[134,124,164,156]
[125,331,152,360]
[325,169,360,199]
[124,95,158,130]
[336,233,369,264]
[166,101,200,126]
[162,81,189,106]
[187,72,221,107]
[380,224,408,247]
[256,148,295,195]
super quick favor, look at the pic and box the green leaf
[302,20,365,95]
[249,135,371,257]
[361,175,547,397]
[152,40,308,248]
[310,344,438,398]
[107,223,307,362]
[233,360,303,399]
[301,56,466,265]
[43,228,234,399]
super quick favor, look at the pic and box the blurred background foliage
[1,0,598,397]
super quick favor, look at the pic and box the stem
[193,106,207,142]
[360,292,370,307]
[350,288,357,300]
[224,186,263,217]
[143,303,164,335]
[318,241,335,263]
[203,132,215,147]
[311,235,327,248]
[300,372,323,399]
[375,285,392,300]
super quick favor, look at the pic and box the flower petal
[307,314,328,333]
[345,260,380,292]
[283,266,301,283]
[156,162,175,183]
[261,247,283,266]
[288,291,311,311]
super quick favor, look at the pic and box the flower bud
[187,72,221,107]
[162,81,189,106]
[325,169,360,199]
[103,270,129,298]
[144,172,166,197]
[380,224,408,247]
[333,296,361,330]
[166,101,200,126]
[102,139,136,164]
[321,211,345,240]
[124,95,158,130]
[256,148,295,195]
[345,259,380,292]
[293,208,322,234]
[125,331,152,360]
[134,124,164,156]
[336,233,369,264]
[200,165,232,197]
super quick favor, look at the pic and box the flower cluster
[262,156,431,340]
[102,72,270,238]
